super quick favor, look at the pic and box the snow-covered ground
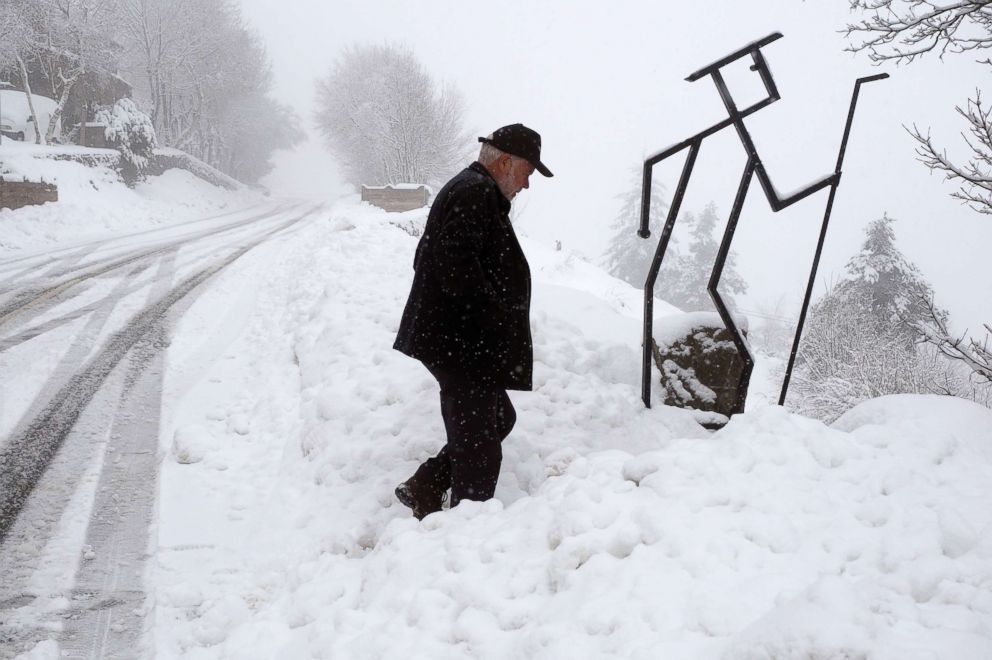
[0,140,258,258]
[149,199,992,660]
[2,147,990,657]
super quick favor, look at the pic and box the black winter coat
[393,162,533,390]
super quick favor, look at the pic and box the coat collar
[470,161,512,214]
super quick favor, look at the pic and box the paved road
[0,202,319,658]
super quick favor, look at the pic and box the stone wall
[0,179,58,210]
[49,152,119,169]
[361,185,429,213]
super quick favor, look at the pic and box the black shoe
[395,481,447,520]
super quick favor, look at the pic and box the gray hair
[478,141,506,166]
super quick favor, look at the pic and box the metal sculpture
[638,33,887,411]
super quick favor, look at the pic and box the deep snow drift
[150,199,992,660]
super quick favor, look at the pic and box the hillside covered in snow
[148,199,992,660]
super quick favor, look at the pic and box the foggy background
[239,0,991,336]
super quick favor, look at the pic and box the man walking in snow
[392,123,553,519]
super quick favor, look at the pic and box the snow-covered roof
[362,183,431,191]
[0,90,58,119]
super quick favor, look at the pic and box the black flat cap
[478,123,553,177]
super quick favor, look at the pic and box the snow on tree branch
[845,0,992,64]
[846,1,992,213]
[95,98,156,184]
[910,294,992,382]
[909,92,992,213]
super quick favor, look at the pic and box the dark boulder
[652,313,750,429]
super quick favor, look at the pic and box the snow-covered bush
[95,98,157,185]
[793,303,989,421]
[790,287,938,421]
[789,215,964,422]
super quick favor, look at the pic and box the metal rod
[686,32,783,82]
[749,47,780,103]
[638,155,659,239]
[709,158,757,414]
[636,32,887,417]
[712,70,839,213]
[711,69,783,211]
[641,94,778,182]
[641,139,701,407]
[779,72,889,406]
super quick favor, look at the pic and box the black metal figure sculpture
[638,32,887,412]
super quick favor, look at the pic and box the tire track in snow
[0,203,321,657]
[0,201,258,274]
[0,273,156,353]
[0,204,317,541]
[0,202,299,330]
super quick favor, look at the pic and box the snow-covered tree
[0,0,53,144]
[24,0,123,142]
[790,287,944,422]
[167,17,302,182]
[117,0,300,183]
[95,97,155,183]
[314,44,470,189]
[118,0,210,146]
[911,296,992,386]
[605,193,748,311]
[832,213,944,345]
[789,213,968,420]
[665,202,748,312]
[215,93,303,184]
[603,170,673,289]
[843,2,992,387]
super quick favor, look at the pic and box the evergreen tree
[604,188,748,313]
[665,202,747,312]
[603,171,673,289]
[791,213,954,421]
[833,213,945,344]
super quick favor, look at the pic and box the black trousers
[417,364,516,507]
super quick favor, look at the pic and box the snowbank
[154,198,992,659]
[0,144,261,256]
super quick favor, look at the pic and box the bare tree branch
[844,4,992,375]
[846,1,992,212]
[910,294,992,382]
[845,0,992,64]
[899,89,992,213]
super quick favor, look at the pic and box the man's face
[496,155,535,201]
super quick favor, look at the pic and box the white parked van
[0,89,61,143]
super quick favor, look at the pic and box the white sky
[240,0,991,336]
